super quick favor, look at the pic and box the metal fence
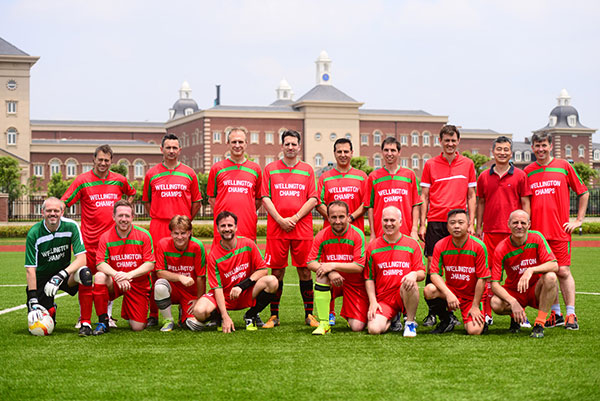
[570,188,600,217]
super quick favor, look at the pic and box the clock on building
[7,79,17,90]
[322,73,330,82]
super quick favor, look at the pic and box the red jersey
[492,230,556,291]
[524,158,588,241]
[61,170,135,248]
[261,159,317,240]
[318,167,367,231]
[365,166,421,236]
[421,153,477,222]
[207,158,261,240]
[96,225,155,284]
[307,224,366,286]
[207,237,267,297]
[143,162,202,220]
[477,164,531,234]
[430,235,490,300]
[155,236,207,297]
[365,235,425,299]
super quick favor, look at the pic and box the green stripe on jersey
[149,170,193,184]
[65,180,124,204]
[216,165,258,178]
[216,246,253,265]
[270,169,310,177]
[190,237,206,266]
[370,245,415,255]
[323,174,365,183]
[373,175,412,185]
[527,167,568,177]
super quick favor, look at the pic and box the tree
[0,156,24,201]
[26,175,43,198]
[47,172,74,199]
[572,162,599,185]
[110,164,128,177]
[130,179,144,202]
[197,172,209,206]
[461,151,490,177]
[351,156,374,175]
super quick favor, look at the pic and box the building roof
[210,105,297,112]
[512,141,533,152]
[170,98,199,119]
[459,128,499,135]
[295,85,358,103]
[31,119,165,128]
[270,99,295,107]
[0,37,29,56]
[0,147,29,163]
[32,139,151,146]
[536,105,590,131]
[359,108,432,116]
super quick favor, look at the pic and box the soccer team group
[24,124,589,338]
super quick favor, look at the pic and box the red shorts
[547,240,571,266]
[504,285,539,310]
[110,277,151,323]
[483,232,509,261]
[376,290,404,320]
[339,283,368,324]
[149,219,171,245]
[264,239,312,269]
[168,283,198,320]
[202,288,256,311]
[85,248,98,275]
[456,296,481,324]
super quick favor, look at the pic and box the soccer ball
[28,310,55,336]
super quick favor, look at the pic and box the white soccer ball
[28,310,55,336]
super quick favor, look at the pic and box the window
[412,155,419,169]
[34,203,42,216]
[423,154,431,164]
[265,132,274,144]
[33,164,44,177]
[213,155,222,164]
[515,151,522,162]
[66,160,77,178]
[401,158,408,168]
[193,153,201,170]
[400,136,408,146]
[567,115,577,127]
[524,152,531,162]
[471,149,479,155]
[49,160,61,176]
[213,131,222,143]
[423,132,430,146]
[82,164,93,173]
[565,145,572,158]
[184,108,193,116]
[373,130,382,145]
[315,132,322,141]
[181,133,188,147]
[434,136,440,146]
[315,153,323,167]
[135,203,145,216]
[134,160,145,178]
[373,154,382,169]
[68,204,77,215]
[251,131,259,144]
[7,101,17,114]
[345,133,352,140]
[6,127,17,145]
[549,116,557,127]
[265,156,275,165]
[594,149,600,161]
[330,133,337,141]
[578,145,585,158]
[361,134,369,145]
[411,131,419,146]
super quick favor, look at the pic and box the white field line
[0,292,68,315]
[0,284,27,287]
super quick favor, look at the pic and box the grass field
[1,247,599,400]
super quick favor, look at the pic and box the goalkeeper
[25,197,92,332]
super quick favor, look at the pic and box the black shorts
[424,221,450,257]
[27,276,79,310]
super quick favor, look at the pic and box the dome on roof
[318,50,330,60]
[559,88,569,98]
[278,78,291,90]
[169,81,199,120]
[181,81,191,91]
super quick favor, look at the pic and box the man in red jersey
[524,132,588,330]
[92,200,155,335]
[261,130,319,328]
[315,138,367,326]
[143,133,202,326]
[193,211,279,333]
[154,215,206,332]
[476,136,531,325]
[419,125,477,327]
[365,206,425,337]
[307,201,367,335]
[61,144,135,336]
[365,137,421,241]
[491,209,558,338]
[207,127,261,241]
[424,209,489,335]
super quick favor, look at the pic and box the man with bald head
[364,206,425,337]
[490,209,558,338]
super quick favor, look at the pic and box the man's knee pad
[154,279,172,309]
[75,266,93,286]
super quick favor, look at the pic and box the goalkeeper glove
[44,269,68,297]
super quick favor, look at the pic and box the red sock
[149,274,159,318]
[78,284,93,324]
[329,298,336,315]
[93,283,109,317]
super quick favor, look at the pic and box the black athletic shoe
[78,324,92,337]
[254,314,265,328]
[146,316,159,327]
[530,323,544,338]
[92,322,108,336]
[449,312,461,326]
[431,318,456,334]
[509,318,520,334]
[390,312,404,332]
[422,314,437,327]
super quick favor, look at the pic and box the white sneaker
[74,317,82,329]
[403,321,417,337]
[109,316,118,328]
[185,317,204,332]
[520,318,532,328]
[485,315,494,326]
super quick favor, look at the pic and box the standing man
[365,206,425,337]
[365,137,421,241]
[207,127,262,241]
[315,137,367,326]
[193,211,279,333]
[25,197,91,334]
[62,144,136,336]
[491,210,558,338]
[154,215,207,332]
[424,209,489,335]
[524,132,588,330]
[419,125,477,327]
[307,201,367,335]
[261,130,319,328]
[476,136,531,324]
[92,200,155,335]
[143,133,202,325]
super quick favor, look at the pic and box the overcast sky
[2,0,599,141]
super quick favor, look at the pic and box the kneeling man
[307,201,367,335]
[424,208,489,335]
[365,206,425,337]
[491,209,558,338]
[193,211,278,333]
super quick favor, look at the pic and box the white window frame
[33,164,44,177]
[250,131,259,144]
[66,160,77,178]
[361,134,369,145]
[423,132,430,146]
[265,132,274,145]
[594,149,600,161]
[135,203,145,216]
[213,131,222,143]
[471,149,479,155]
[265,156,275,165]
[373,131,382,146]
[315,132,322,141]
[578,145,585,158]
[412,155,419,169]
[329,133,337,141]
[515,151,522,162]
[423,154,431,164]
[6,127,17,145]
[549,116,557,127]
[49,160,61,176]
[82,164,93,173]
[565,145,572,158]
[567,115,577,127]
[134,160,145,178]
[373,154,382,169]
[434,136,440,146]
[524,152,531,162]
[400,135,408,146]
[7,101,17,114]
[401,158,408,168]
[411,131,419,146]
[315,153,323,168]
[213,155,223,164]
